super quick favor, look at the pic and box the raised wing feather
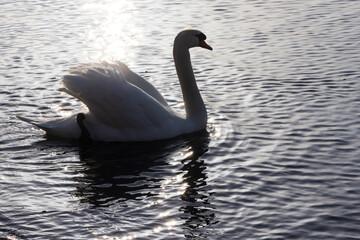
[61,62,174,130]
[114,61,168,106]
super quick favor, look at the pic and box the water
[1,0,360,239]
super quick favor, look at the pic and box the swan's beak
[200,40,213,51]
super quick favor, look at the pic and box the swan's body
[18,29,212,142]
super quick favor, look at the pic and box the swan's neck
[173,42,207,129]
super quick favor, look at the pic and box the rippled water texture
[1,0,360,239]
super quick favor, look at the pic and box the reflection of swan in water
[177,137,218,236]
[73,130,217,237]
[33,129,217,238]
[74,130,210,206]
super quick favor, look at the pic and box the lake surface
[1,0,360,239]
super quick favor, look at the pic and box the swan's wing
[61,62,175,130]
[111,61,168,106]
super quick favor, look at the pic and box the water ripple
[1,0,360,239]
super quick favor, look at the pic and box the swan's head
[175,29,213,51]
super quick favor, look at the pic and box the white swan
[18,29,213,142]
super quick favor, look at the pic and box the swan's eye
[196,33,207,41]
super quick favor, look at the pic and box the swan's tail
[16,115,51,132]
[17,115,81,139]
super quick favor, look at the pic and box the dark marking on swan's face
[196,32,213,51]
[196,32,207,41]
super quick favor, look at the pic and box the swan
[17,29,213,142]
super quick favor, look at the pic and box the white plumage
[18,29,212,142]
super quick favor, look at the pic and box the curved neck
[173,41,207,128]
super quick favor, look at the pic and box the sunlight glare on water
[82,0,142,62]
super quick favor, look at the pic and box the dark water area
[1,0,360,239]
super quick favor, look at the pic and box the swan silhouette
[18,29,213,142]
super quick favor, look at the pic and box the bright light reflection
[93,234,136,240]
[121,235,136,240]
[163,179,172,186]
[146,199,164,208]
[6,236,20,240]
[82,0,142,61]
[175,174,183,182]
[158,211,170,218]
[182,151,193,159]
[152,226,163,233]
[177,182,188,196]
[165,220,176,230]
